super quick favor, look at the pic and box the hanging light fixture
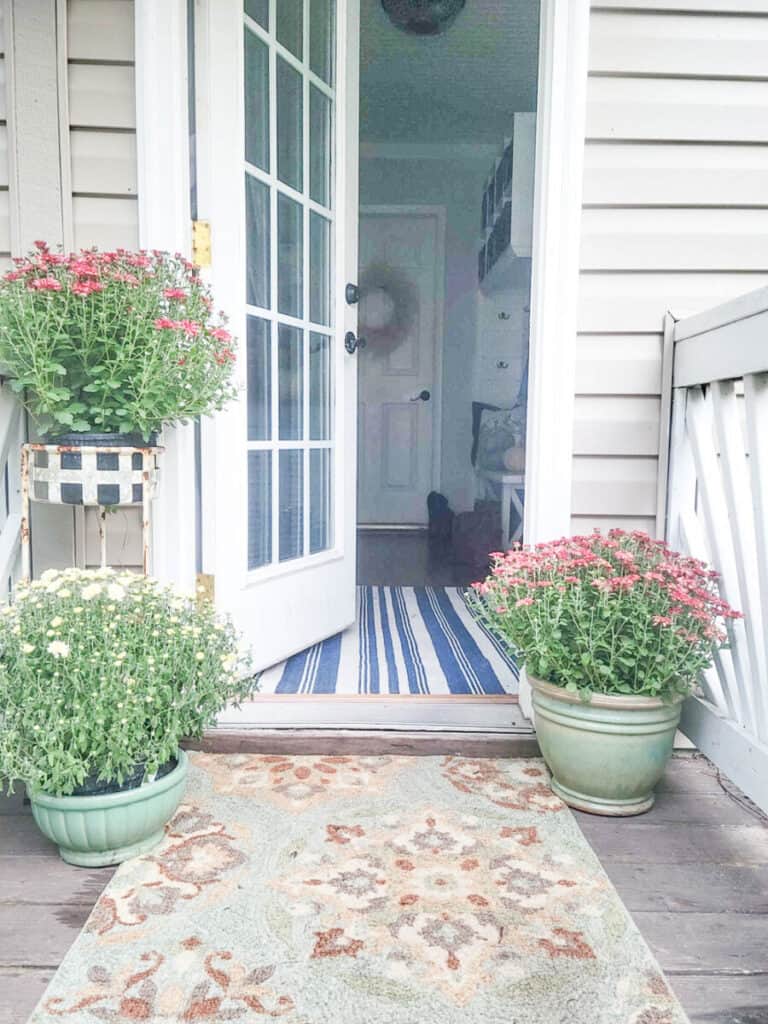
[381,0,466,36]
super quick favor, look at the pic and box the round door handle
[411,389,431,402]
[344,331,367,354]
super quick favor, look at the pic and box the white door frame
[133,0,590,583]
[359,203,446,518]
[524,0,590,544]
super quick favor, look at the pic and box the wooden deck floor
[1,752,767,1023]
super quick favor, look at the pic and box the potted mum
[471,530,741,815]
[0,242,236,446]
[0,568,250,866]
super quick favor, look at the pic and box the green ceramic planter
[531,677,683,816]
[28,749,188,867]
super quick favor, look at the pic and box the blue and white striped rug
[259,587,519,696]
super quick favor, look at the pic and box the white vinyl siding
[67,0,142,567]
[573,1,768,536]
[67,0,138,251]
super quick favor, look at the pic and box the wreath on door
[358,262,419,357]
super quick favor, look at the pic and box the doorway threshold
[215,693,527,732]
[189,727,538,757]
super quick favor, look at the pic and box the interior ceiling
[359,0,541,144]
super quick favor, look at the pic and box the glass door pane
[243,0,336,572]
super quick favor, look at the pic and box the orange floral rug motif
[29,755,689,1023]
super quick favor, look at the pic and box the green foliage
[469,530,741,703]
[0,569,252,796]
[0,244,236,439]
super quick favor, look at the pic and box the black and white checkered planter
[21,442,161,576]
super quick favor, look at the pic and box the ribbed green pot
[531,677,683,816]
[28,749,188,867]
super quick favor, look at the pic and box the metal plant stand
[20,442,162,578]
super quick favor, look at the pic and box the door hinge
[196,572,215,604]
[192,220,212,267]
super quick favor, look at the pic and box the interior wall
[360,153,490,514]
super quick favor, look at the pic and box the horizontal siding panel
[583,143,768,206]
[570,515,657,536]
[578,271,768,331]
[68,0,135,62]
[573,396,661,455]
[581,208,768,271]
[72,196,139,250]
[68,65,136,129]
[572,456,658,516]
[590,11,768,79]
[592,2,768,12]
[575,334,662,394]
[587,76,768,142]
[70,130,137,195]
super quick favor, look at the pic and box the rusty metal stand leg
[98,506,107,568]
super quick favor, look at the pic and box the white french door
[200,0,359,669]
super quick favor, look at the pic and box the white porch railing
[666,287,768,812]
[0,382,24,596]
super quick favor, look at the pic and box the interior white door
[201,0,359,670]
[358,208,443,525]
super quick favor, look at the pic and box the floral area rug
[30,755,688,1024]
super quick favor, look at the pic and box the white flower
[58,589,71,598]
[21,643,35,654]
[107,584,125,602]
[81,583,102,601]
[50,616,64,628]
[47,640,70,659]
[40,569,59,584]
[195,651,205,661]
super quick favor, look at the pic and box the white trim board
[681,696,768,813]
[217,695,529,732]
[134,0,196,590]
[524,0,590,546]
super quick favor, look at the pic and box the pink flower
[163,288,188,300]
[211,327,232,343]
[154,317,178,330]
[29,277,62,292]
[70,280,104,297]
[515,597,535,608]
[180,319,201,336]
[651,615,673,627]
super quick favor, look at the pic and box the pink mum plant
[0,242,236,439]
[470,529,741,702]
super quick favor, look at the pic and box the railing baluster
[686,387,757,733]
[743,371,768,744]
[711,379,768,743]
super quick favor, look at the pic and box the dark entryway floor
[357,528,483,587]
[2,753,767,1024]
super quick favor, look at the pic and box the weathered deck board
[0,753,766,1024]
[0,971,55,1024]
[599,862,768,914]
[573,754,768,1024]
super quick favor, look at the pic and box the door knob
[344,331,367,354]
[345,283,360,304]
[410,389,431,402]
